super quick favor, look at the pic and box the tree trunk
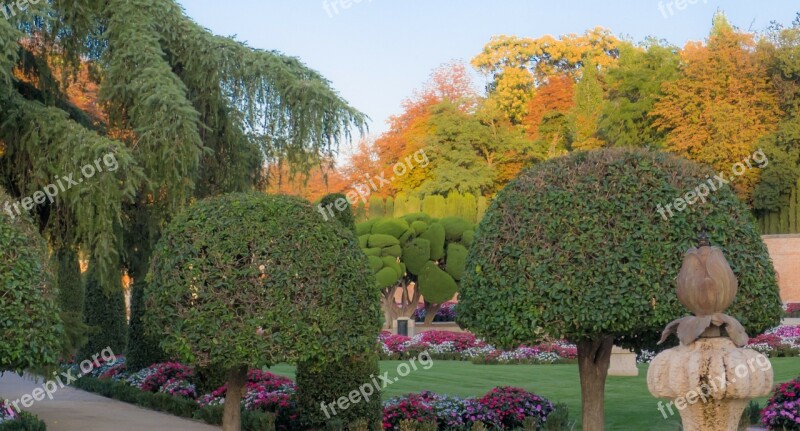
[423,303,442,326]
[576,336,614,431]
[222,366,248,431]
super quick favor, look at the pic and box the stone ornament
[648,232,773,431]
[658,232,748,347]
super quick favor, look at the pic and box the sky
[177,0,799,150]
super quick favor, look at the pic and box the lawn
[269,358,799,430]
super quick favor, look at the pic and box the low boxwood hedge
[0,413,47,431]
[73,376,276,430]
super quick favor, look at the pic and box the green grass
[269,357,799,430]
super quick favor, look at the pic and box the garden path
[0,373,219,431]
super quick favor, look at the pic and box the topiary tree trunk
[222,366,248,431]
[576,336,614,431]
[423,302,442,326]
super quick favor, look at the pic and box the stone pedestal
[648,338,773,431]
[391,318,416,337]
[608,346,639,376]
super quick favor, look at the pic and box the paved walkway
[0,373,219,431]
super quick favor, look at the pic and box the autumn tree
[651,13,781,198]
[473,27,620,122]
[369,62,478,194]
[598,40,680,148]
[523,74,575,158]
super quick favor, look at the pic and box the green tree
[357,213,474,326]
[570,59,608,150]
[416,101,536,196]
[599,40,680,148]
[145,193,381,431]
[0,1,364,367]
[457,149,781,431]
[0,188,64,373]
[753,16,800,216]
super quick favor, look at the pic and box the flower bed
[761,376,800,430]
[383,387,555,430]
[379,330,578,364]
[746,325,800,358]
[413,302,458,322]
[784,303,800,318]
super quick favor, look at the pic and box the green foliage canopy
[458,148,782,350]
[144,193,382,370]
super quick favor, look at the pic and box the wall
[763,234,800,303]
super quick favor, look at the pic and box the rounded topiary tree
[357,213,474,327]
[457,148,782,431]
[144,193,382,431]
[0,187,64,373]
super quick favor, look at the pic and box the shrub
[296,353,382,430]
[144,193,382,430]
[80,264,127,360]
[0,412,47,431]
[0,187,64,373]
[761,377,800,430]
[458,148,783,427]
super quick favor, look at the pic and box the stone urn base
[647,337,773,431]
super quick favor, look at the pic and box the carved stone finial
[657,232,748,347]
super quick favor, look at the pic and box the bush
[0,412,47,431]
[761,377,800,430]
[145,193,381,369]
[194,405,277,431]
[296,354,382,430]
[0,187,64,373]
[80,264,127,360]
[73,376,198,418]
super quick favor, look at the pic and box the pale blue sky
[177,1,798,147]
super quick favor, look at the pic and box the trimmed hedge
[0,413,47,431]
[0,187,63,373]
[73,376,276,431]
[295,354,382,430]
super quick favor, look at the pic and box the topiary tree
[318,193,356,232]
[54,247,89,355]
[0,187,64,373]
[144,193,381,431]
[457,148,782,431]
[80,262,128,359]
[357,213,474,327]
